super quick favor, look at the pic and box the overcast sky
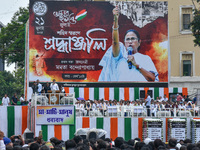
[0,0,29,71]
[0,0,29,26]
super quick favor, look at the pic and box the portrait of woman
[98,6,159,82]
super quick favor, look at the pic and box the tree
[0,7,29,68]
[191,0,200,47]
[0,69,24,99]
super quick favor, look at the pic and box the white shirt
[2,97,10,106]
[0,140,5,150]
[37,83,42,93]
[20,97,24,102]
[162,97,168,102]
[50,83,59,91]
[146,95,151,106]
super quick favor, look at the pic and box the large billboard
[29,1,168,86]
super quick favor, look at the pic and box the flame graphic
[146,41,168,81]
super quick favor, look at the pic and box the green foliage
[0,68,24,99]
[0,7,29,68]
[191,1,200,47]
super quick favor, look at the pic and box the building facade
[122,0,200,96]
[166,0,199,96]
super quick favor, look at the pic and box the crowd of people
[75,93,198,117]
[0,129,200,150]
[31,79,64,95]
[1,93,27,106]
[1,79,65,106]
[1,86,198,117]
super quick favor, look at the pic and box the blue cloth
[98,42,127,81]
[146,95,151,106]
[3,137,11,145]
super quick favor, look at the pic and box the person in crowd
[193,96,197,104]
[19,94,26,105]
[43,82,51,99]
[92,100,97,110]
[2,94,10,106]
[65,139,76,150]
[0,130,5,150]
[158,96,163,102]
[30,143,40,150]
[193,101,199,116]
[59,85,65,93]
[154,139,164,150]
[145,93,151,116]
[50,79,59,92]
[125,101,132,116]
[98,6,158,82]
[11,93,18,105]
[85,101,92,116]
[177,93,183,102]
[37,79,42,94]
[73,136,83,145]
[178,102,185,110]
[32,81,38,95]
[79,100,86,116]
[170,95,177,103]
[168,138,177,150]
[44,82,51,93]
[186,101,193,109]
[162,94,168,102]
[151,100,157,116]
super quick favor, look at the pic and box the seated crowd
[75,94,198,117]
[0,130,199,150]
[1,91,199,117]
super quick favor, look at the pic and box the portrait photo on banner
[28,1,168,84]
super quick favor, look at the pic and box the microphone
[127,46,133,69]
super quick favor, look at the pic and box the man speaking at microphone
[98,6,158,82]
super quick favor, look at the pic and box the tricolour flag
[0,106,28,137]
[75,9,87,21]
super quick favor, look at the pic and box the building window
[183,60,191,76]
[180,6,193,34]
[180,52,194,76]
[182,14,190,30]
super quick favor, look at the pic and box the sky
[0,0,29,25]
[0,0,29,71]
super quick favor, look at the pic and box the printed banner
[143,119,163,140]
[168,119,186,142]
[36,106,75,125]
[29,1,168,84]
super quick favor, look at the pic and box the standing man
[145,93,151,116]
[37,79,42,94]
[44,82,51,93]
[32,81,38,95]
[11,93,18,105]
[2,94,10,106]
[50,79,59,92]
